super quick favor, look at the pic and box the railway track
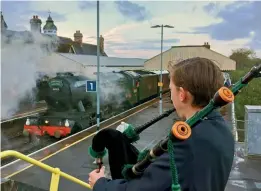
[1,104,50,165]
[1,93,171,168]
[1,93,171,178]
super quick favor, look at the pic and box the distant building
[30,15,42,33]
[67,30,107,56]
[1,12,108,57]
[1,11,8,32]
[41,53,145,71]
[43,14,57,35]
[144,43,236,71]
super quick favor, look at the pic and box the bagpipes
[88,64,261,191]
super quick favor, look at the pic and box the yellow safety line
[4,101,155,179]
[0,150,91,190]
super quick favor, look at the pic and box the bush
[229,68,261,123]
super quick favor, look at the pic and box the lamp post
[96,0,100,130]
[151,24,174,114]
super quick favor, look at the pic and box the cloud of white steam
[98,72,128,108]
[1,31,59,120]
[38,53,127,108]
[1,31,127,120]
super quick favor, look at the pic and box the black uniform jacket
[93,109,235,191]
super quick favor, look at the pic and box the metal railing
[231,100,238,142]
[0,150,91,191]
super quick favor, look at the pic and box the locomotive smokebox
[44,72,95,112]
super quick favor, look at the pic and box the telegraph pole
[96,0,100,130]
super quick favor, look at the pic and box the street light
[151,24,174,114]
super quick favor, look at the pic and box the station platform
[3,100,261,191]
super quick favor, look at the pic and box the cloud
[92,18,254,59]
[107,38,180,51]
[28,1,80,15]
[196,1,261,49]
[31,11,67,23]
[114,0,151,22]
[78,1,97,11]
[2,1,260,59]
[1,1,67,31]
[1,1,31,31]
[203,2,217,13]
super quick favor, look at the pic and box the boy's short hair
[168,57,224,107]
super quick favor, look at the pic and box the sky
[1,0,261,59]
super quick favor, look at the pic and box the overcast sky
[2,0,261,58]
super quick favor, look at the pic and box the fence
[0,150,91,191]
[229,104,261,157]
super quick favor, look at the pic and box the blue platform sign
[86,80,97,92]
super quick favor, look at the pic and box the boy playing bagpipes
[88,57,235,191]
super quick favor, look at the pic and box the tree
[229,48,259,70]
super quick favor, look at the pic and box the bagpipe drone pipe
[88,64,261,191]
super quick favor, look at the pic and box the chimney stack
[30,15,42,33]
[99,35,104,52]
[74,30,83,44]
[203,42,210,49]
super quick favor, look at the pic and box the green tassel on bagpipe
[121,164,135,180]
[120,149,150,180]
[137,149,150,162]
[88,146,107,158]
[122,124,140,143]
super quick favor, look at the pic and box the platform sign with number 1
[86,80,97,92]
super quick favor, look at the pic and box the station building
[43,53,146,71]
[144,43,236,71]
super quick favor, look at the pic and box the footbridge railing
[0,150,91,191]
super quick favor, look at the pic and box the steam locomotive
[23,70,170,139]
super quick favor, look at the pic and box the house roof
[1,30,34,44]
[71,42,107,56]
[1,11,8,29]
[171,45,208,48]
[56,43,72,53]
[57,53,146,67]
[1,30,108,56]
[145,44,231,63]
[43,15,57,31]
[57,36,73,44]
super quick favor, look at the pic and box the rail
[0,150,91,191]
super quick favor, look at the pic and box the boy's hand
[88,166,105,188]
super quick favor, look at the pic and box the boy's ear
[179,87,186,102]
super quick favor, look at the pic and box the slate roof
[58,36,73,44]
[43,15,57,31]
[70,42,107,56]
[1,30,108,56]
[57,53,145,67]
[1,12,8,30]
[1,30,34,44]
